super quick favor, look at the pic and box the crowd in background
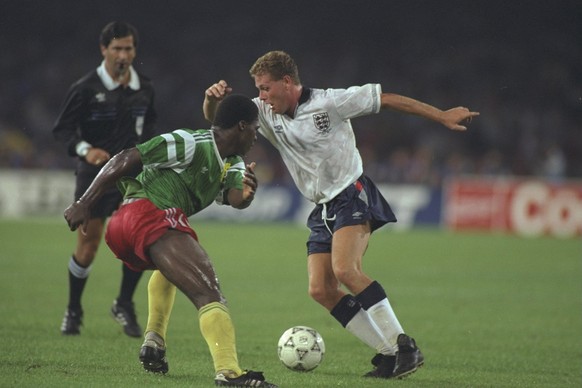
[0,2,579,187]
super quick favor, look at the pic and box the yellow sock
[199,302,243,376]
[145,270,176,340]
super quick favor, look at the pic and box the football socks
[331,294,392,355]
[199,302,243,377]
[145,270,176,339]
[357,281,403,350]
[67,255,91,310]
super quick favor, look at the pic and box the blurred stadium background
[0,0,580,238]
[1,3,581,386]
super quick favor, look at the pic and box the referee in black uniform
[53,21,157,337]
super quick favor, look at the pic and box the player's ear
[239,121,246,131]
[283,75,293,88]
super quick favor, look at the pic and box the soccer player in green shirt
[63,94,278,388]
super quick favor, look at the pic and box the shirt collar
[299,87,311,105]
[287,87,311,118]
[97,61,140,91]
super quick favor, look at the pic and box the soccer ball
[277,326,325,371]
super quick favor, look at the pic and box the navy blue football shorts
[306,175,397,255]
[75,161,123,219]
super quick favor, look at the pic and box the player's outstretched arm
[64,147,143,233]
[227,162,257,210]
[380,93,480,131]
[203,80,232,122]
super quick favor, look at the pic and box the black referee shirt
[52,67,157,158]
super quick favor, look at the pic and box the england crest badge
[313,112,331,134]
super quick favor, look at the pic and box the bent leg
[333,223,403,352]
[329,223,400,354]
[307,252,344,311]
[74,218,105,266]
[331,223,373,294]
[149,230,223,309]
[148,230,242,376]
[61,218,105,335]
[68,219,104,308]
[308,250,389,354]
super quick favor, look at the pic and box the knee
[309,283,340,306]
[75,241,100,264]
[333,265,358,287]
[308,284,326,304]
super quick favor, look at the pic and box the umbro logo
[274,125,284,133]
[95,92,106,102]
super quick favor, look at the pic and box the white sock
[345,309,393,355]
[68,256,92,278]
[367,298,403,351]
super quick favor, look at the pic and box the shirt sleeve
[141,87,157,141]
[137,129,196,169]
[52,85,86,157]
[330,83,382,120]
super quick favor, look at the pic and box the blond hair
[249,51,301,84]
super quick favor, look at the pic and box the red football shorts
[105,198,198,271]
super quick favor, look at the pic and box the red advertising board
[444,177,582,238]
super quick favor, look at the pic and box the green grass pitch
[1,218,580,387]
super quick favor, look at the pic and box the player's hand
[86,148,111,166]
[64,201,91,234]
[205,80,232,101]
[242,162,257,201]
[441,107,480,131]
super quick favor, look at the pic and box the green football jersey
[118,128,245,216]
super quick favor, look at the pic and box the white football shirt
[254,83,382,204]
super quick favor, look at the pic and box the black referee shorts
[74,162,123,219]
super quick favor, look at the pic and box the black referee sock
[67,255,90,311]
[116,263,143,304]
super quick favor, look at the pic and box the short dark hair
[249,50,301,84]
[100,21,139,48]
[213,94,258,129]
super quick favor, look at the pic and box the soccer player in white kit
[204,51,479,379]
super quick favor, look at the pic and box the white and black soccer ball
[277,326,325,371]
